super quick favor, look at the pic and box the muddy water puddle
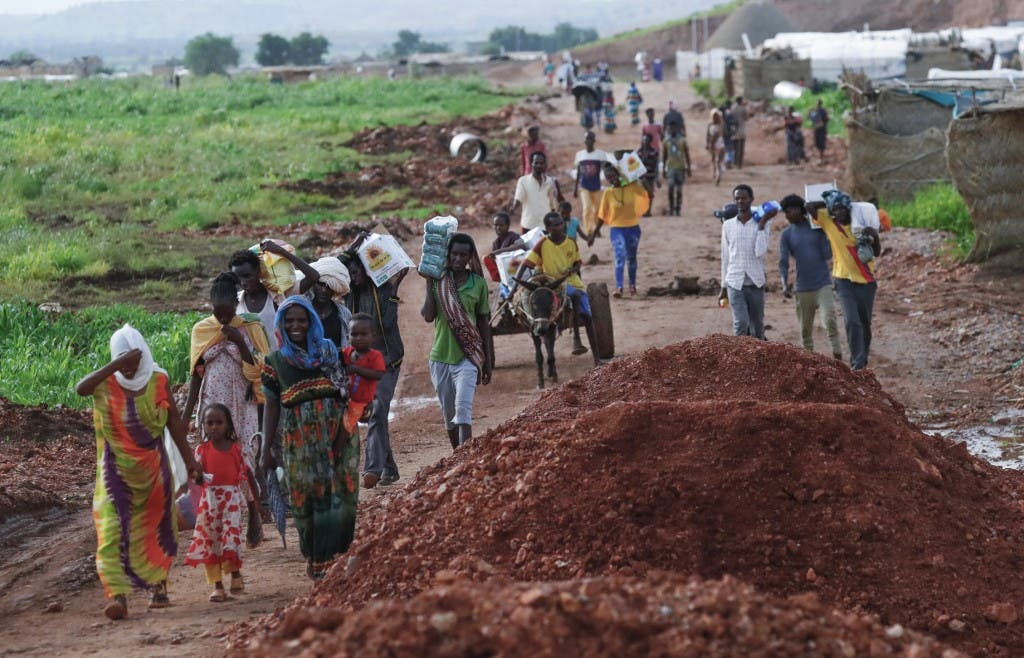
[922,407,1024,470]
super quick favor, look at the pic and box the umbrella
[265,468,288,548]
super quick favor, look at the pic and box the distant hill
[774,0,1024,31]
[0,0,724,68]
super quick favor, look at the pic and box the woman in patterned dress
[259,295,358,579]
[76,325,201,620]
[184,272,270,472]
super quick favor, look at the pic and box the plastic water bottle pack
[418,215,459,279]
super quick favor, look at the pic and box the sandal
[209,587,229,602]
[104,594,127,620]
[230,572,244,593]
[629,286,637,296]
[148,581,170,609]
[612,288,622,298]
[572,344,588,356]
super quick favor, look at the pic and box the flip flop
[104,595,127,620]
[612,288,622,298]
[572,345,588,355]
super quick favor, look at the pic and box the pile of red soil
[0,397,94,520]
[233,337,1024,655]
[343,107,522,156]
[235,575,961,657]
[519,334,907,423]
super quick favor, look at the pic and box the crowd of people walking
[78,73,873,623]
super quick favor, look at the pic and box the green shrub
[885,183,974,256]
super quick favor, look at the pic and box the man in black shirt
[338,237,407,488]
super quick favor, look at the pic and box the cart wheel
[587,282,615,359]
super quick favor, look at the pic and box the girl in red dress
[185,403,257,601]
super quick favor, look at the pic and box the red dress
[184,441,245,568]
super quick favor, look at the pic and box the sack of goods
[250,239,296,298]
[418,215,459,279]
[357,234,416,287]
[616,151,648,183]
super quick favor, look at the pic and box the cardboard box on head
[359,234,415,287]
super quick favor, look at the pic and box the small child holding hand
[184,403,259,602]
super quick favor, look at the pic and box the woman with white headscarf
[76,324,201,621]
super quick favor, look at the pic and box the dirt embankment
[230,336,1024,656]
[0,398,94,521]
[775,0,1024,31]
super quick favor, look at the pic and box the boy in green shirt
[420,233,494,449]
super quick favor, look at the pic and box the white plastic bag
[359,234,415,287]
[163,429,189,492]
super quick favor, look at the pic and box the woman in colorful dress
[76,324,201,620]
[259,295,358,579]
[184,272,270,473]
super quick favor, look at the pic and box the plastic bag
[250,239,296,297]
[616,151,647,183]
[419,216,459,279]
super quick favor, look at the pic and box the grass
[581,0,745,49]
[885,183,974,257]
[0,75,522,302]
[0,302,203,409]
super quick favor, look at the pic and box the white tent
[763,31,910,81]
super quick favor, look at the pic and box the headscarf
[275,295,347,398]
[275,295,340,370]
[822,189,852,214]
[310,257,350,297]
[110,324,166,392]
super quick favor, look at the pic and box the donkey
[512,272,573,389]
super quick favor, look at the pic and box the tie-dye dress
[91,372,177,597]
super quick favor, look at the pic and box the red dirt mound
[0,397,94,520]
[519,334,907,423]
[234,575,960,657]
[231,337,1024,655]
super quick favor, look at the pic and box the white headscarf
[109,324,166,392]
[310,257,351,297]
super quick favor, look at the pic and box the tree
[393,30,448,57]
[393,30,422,57]
[183,33,239,76]
[256,33,290,66]
[8,50,38,65]
[486,23,597,53]
[289,32,329,65]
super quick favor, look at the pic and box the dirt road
[2,66,1022,656]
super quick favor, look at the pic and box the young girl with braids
[184,403,259,601]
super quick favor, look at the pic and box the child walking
[185,403,258,602]
[346,314,387,487]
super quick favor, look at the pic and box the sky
[0,0,86,13]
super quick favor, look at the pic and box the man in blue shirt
[778,194,843,360]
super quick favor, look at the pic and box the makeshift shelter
[947,97,1024,260]
[730,49,811,99]
[704,1,794,51]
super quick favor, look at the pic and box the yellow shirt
[814,208,876,284]
[598,181,650,228]
[524,236,584,289]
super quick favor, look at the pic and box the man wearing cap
[719,184,776,339]
[817,189,880,370]
[511,151,562,233]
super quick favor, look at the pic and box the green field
[0,75,521,304]
[885,182,974,257]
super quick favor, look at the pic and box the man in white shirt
[719,184,776,339]
[510,151,561,232]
